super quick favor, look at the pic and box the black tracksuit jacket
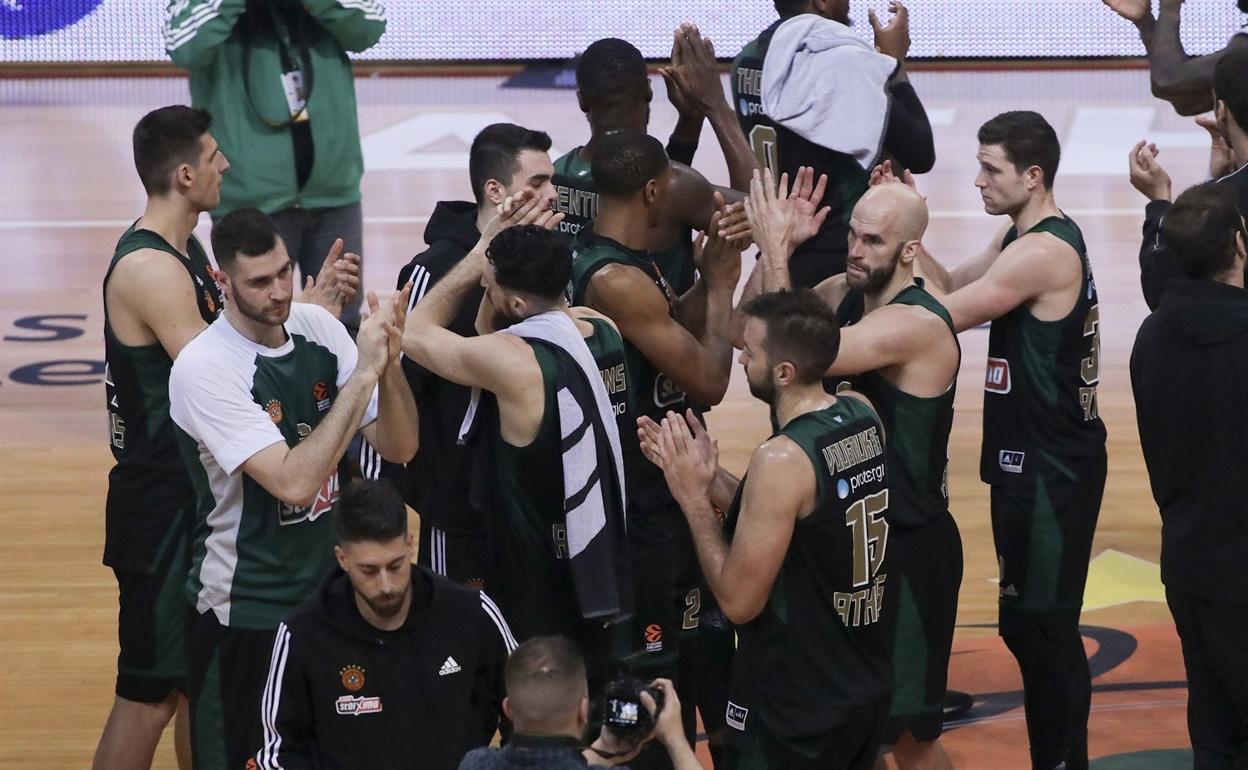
[256,565,514,770]
[1131,277,1248,604]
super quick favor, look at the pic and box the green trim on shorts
[889,575,932,717]
[193,645,225,770]
[1022,475,1062,611]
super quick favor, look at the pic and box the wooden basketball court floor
[0,68,1216,767]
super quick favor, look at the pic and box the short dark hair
[740,289,841,383]
[591,131,669,199]
[774,0,811,16]
[486,224,572,302]
[132,105,213,196]
[505,636,587,729]
[1215,48,1248,133]
[977,111,1061,190]
[469,123,553,206]
[334,479,408,545]
[1161,182,1246,280]
[210,208,281,271]
[576,38,648,111]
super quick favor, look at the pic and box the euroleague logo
[313,380,331,412]
[265,399,284,423]
[1,0,105,39]
[644,624,663,653]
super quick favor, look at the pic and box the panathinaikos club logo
[1,0,106,40]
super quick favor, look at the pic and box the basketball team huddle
[94,1,1248,769]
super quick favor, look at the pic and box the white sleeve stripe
[164,0,221,31]
[481,593,518,652]
[337,0,387,20]
[259,623,292,770]
[398,265,431,366]
[164,0,224,49]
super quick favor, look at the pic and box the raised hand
[385,283,413,362]
[1196,115,1236,179]
[694,208,744,290]
[869,0,911,60]
[1128,140,1173,202]
[717,195,753,245]
[659,23,724,122]
[1102,0,1151,22]
[300,238,362,319]
[356,291,394,378]
[480,189,566,245]
[653,409,719,510]
[788,166,832,247]
[744,167,796,264]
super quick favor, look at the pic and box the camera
[600,677,664,734]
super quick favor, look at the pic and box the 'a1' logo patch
[985,357,1011,394]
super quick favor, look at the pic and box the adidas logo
[439,656,462,676]
[1000,583,1019,598]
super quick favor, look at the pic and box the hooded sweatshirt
[1131,277,1248,603]
[364,201,486,535]
[257,565,514,770]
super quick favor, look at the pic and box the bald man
[744,171,962,770]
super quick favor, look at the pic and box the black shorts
[113,527,189,703]
[417,520,491,591]
[725,698,889,770]
[991,451,1106,625]
[884,512,963,743]
[626,503,702,668]
[186,609,277,770]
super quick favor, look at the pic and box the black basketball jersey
[553,147,696,295]
[732,21,873,278]
[570,231,686,515]
[980,214,1107,485]
[724,397,893,754]
[835,281,958,528]
[103,224,222,571]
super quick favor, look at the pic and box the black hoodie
[1131,277,1248,603]
[364,201,486,535]
[256,565,514,770]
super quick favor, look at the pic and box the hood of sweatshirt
[423,200,480,250]
[314,566,438,645]
[1158,277,1248,347]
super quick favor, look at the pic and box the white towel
[761,13,899,170]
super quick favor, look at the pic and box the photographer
[164,0,385,329]
[459,636,700,770]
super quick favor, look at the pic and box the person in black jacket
[256,480,516,770]
[1129,48,1248,310]
[1130,182,1248,770]
[360,123,557,592]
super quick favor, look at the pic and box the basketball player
[401,198,634,690]
[910,111,1108,770]
[95,105,355,770]
[569,131,743,765]
[744,170,961,770]
[554,36,752,296]
[732,0,934,287]
[361,123,558,593]
[639,289,893,770]
[167,208,416,769]
[1104,0,1248,115]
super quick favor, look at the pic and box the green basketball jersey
[553,147,695,294]
[103,224,223,572]
[491,320,630,641]
[835,280,958,528]
[169,303,373,630]
[570,232,686,513]
[981,214,1107,485]
[724,397,893,752]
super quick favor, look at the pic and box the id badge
[280,69,309,122]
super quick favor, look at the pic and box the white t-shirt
[169,303,378,629]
